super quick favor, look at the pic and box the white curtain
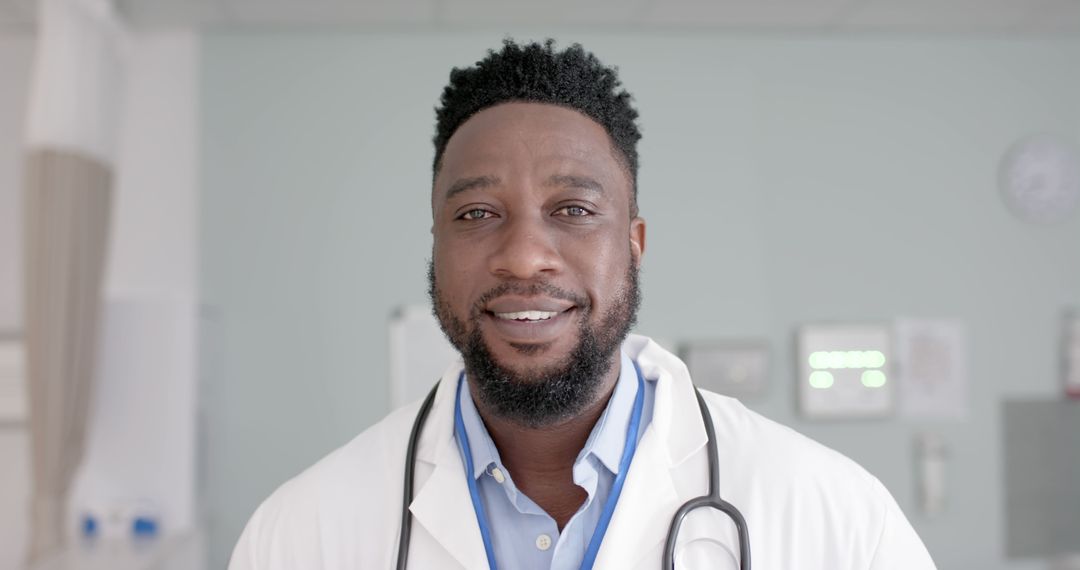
[22,0,125,564]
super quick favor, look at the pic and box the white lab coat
[230,334,936,569]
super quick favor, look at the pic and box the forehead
[434,102,629,199]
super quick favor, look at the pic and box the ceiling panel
[839,0,1059,33]
[4,0,1078,33]
[222,0,437,26]
[437,0,650,26]
[118,0,226,27]
[640,0,856,28]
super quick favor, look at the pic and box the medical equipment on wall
[915,433,948,517]
[395,363,751,570]
[681,341,769,400]
[797,323,894,419]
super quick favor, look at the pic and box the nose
[487,214,563,280]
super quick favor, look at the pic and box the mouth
[492,310,561,322]
[481,297,578,344]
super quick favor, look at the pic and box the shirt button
[491,467,506,484]
[535,534,552,551]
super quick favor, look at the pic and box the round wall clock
[998,134,1080,225]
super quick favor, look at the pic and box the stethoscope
[396,361,751,570]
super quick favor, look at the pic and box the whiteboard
[388,306,460,408]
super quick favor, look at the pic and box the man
[230,40,936,569]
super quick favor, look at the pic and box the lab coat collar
[623,334,708,466]
[408,334,709,569]
[408,359,487,570]
[592,334,710,567]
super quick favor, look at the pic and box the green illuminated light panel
[808,371,835,389]
[806,350,887,390]
[808,350,886,370]
[861,370,887,388]
[797,323,893,418]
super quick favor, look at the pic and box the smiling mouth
[493,310,560,322]
[481,304,577,345]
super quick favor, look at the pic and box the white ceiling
[0,0,1077,34]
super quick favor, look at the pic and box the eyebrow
[444,175,500,200]
[546,174,604,195]
[443,173,605,201]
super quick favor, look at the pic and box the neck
[468,355,621,529]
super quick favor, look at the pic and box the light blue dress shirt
[455,350,656,570]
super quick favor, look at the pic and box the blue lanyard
[453,361,647,570]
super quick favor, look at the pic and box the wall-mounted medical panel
[797,323,894,419]
[682,341,769,400]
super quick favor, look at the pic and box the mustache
[471,281,590,319]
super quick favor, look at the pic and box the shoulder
[228,401,423,569]
[697,391,935,568]
[700,389,878,489]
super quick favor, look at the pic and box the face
[429,102,646,427]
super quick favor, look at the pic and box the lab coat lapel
[407,365,490,570]
[591,421,681,568]
[592,335,710,568]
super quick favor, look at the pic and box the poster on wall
[895,318,969,420]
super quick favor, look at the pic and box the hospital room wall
[198,33,1080,569]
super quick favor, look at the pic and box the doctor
[230,40,936,569]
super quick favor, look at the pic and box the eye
[555,205,592,217]
[458,208,495,221]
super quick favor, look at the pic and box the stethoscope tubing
[396,382,439,570]
[662,389,751,570]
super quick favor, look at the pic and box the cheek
[433,243,479,311]
[560,233,632,303]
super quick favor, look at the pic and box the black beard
[427,260,641,428]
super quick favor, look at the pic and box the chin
[486,338,573,375]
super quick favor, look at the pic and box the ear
[629,216,646,268]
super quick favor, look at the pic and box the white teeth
[494,310,558,321]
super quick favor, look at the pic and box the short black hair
[433,39,642,209]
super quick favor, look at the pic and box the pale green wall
[201,32,1080,569]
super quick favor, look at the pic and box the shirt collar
[578,350,638,474]
[456,350,639,480]
[457,373,501,480]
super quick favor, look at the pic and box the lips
[481,296,577,344]
[485,296,576,315]
[494,310,559,322]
